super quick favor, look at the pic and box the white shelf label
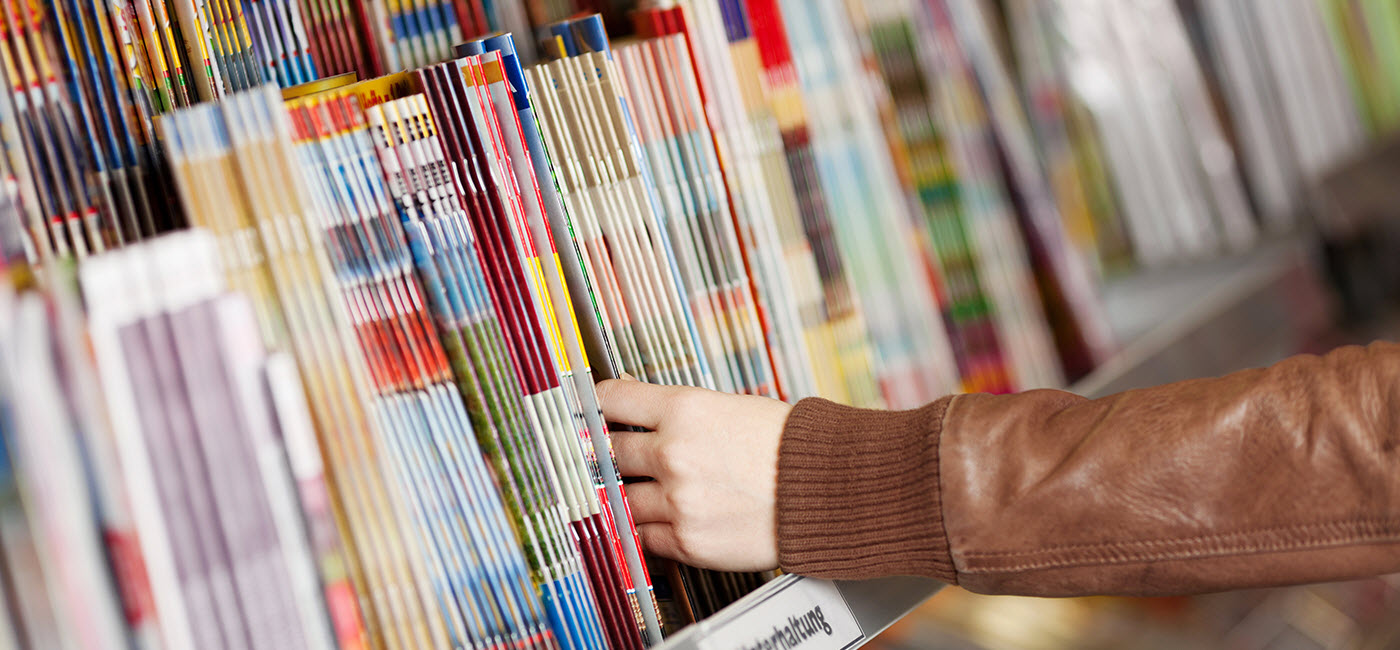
[697,577,865,650]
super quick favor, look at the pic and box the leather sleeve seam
[933,394,958,585]
[958,519,1400,574]
[962,517,1400,558]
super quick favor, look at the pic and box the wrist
[775,396,958,583]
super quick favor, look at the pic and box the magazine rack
[654,235,1332,650]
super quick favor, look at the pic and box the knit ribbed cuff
[776,396,956,583]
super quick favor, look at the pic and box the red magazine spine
[629,7,662,38]
[448,0,472,37]
[465,0,485,40]
[348,0,382,76]
[298,0,342,75]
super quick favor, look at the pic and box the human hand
[595,378,792,572]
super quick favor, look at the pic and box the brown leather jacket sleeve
[775,341,1400,597]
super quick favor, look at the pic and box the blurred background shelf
[1073,235,1334,398]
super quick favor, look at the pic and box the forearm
[777,342,1400,596]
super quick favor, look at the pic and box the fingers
[620,481,668,524]
[636,522,684,563]
[610,429,660,478]
[595,378,678,429]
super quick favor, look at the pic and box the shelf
[655,574,944,650]
[1070,236,1333,398]
[653,236,1335,650]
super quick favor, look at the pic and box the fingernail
[620,372,638,382]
